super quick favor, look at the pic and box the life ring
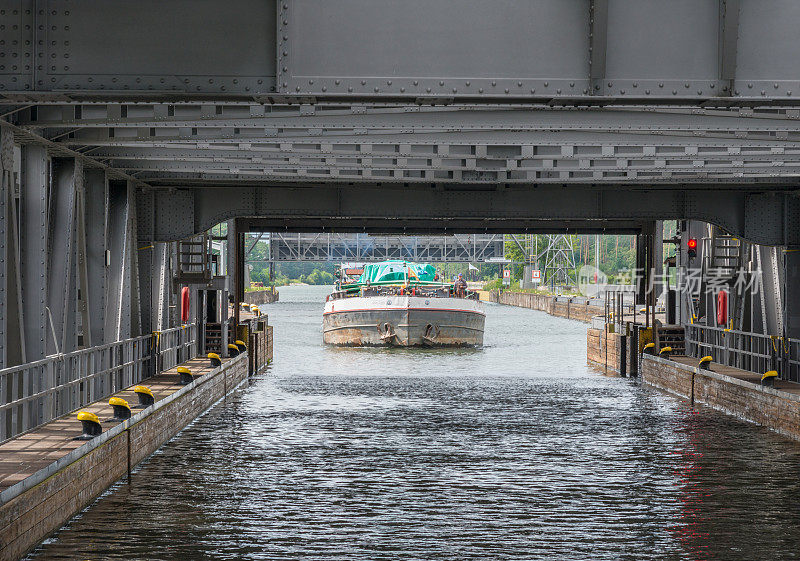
[716,290,728,326]
[181,286,190,323]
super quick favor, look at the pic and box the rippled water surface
[29,285,800,560]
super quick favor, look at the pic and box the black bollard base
[177,366,194,385]
[133,385,155,408]
[761,370,778,387]
[74,411,103,440]
[107,397,132,422]
[208,352,222,367]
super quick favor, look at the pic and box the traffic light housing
[687,237,698,259]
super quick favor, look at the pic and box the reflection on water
[28,285,800,560]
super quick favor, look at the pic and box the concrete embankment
[587,327,631,376]
[585,326,657,376]
[641,355,800,443]
[244,288,279,306]
[0,331,273,560]
[491,291,604,323]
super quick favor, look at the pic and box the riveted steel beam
[47,158,81,354]
[136,183,799,248]
[2,1,800,105]
[39,108,800,141]
[0,128,24,367]
[16,104,800,131]
[19,145,48,361]
[83,169,108,347]
[268,233,504,263]
[104,180,137,342]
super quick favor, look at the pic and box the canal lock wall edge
[641,355,800,443]
[491,291,604,324]
[0,351,255,561]
[244,289,279,306]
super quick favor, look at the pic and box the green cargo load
[357,261,437,284]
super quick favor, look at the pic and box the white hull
[323,295,485,347]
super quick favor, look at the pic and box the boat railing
[329,283,479,301]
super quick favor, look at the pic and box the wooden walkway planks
[0,356,225,493]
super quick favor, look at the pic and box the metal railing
[156,324,198,372]
[685,324,800,381]
[0,324,198,443]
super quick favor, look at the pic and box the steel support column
[47,158,82,354]
[137,245,154,335]
[784,249,800,339]
[153,243,171,331]
[635,231,647,306]
[83,169,108,347]
[75,163,92,348]
[104,180,138,342]
[0,128,24,367]
[232,220,243,347]
[20,145,48,361]
[756,245,783,336]
[653,220,664,311]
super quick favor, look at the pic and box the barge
[323,261,485,347]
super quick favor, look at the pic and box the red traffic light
[687,238,698,250]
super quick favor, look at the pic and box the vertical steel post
[653,220,664,312]
[127,183,142,338]
[105,180,137,342]
[784,249,800,340]
[20,145,49,361]
[0,128,24,368]
[84,169,108,347]
[233,220,243,346]
[47,158,81,355]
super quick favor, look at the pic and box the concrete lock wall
[494,291,604,323]
[244,290,279,306]
[586,327,639,376]
[587,327,622,374]
[641,356,800,443]
[0,354,250,560]
[248,325,274,376]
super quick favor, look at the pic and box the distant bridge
[261,233,504,263]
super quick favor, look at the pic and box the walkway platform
[0,354,249,561]
[0,357,221,494]
[669,355,800,394]
[642,354,800,444]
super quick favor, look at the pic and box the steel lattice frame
[267,233,504,263]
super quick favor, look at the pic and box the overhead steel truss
[2,0,800,106]
[10,105,800,186]
[267,233,504,263]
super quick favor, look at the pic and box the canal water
[28,285,800,560]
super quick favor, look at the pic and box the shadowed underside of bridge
[0,0,798,244]
[1,0,800,367]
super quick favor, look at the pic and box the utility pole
[595,234,600,283]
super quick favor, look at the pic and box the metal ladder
[174,234,211,284]
[700,228,748,330]
[709,231,742,279]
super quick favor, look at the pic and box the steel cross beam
[135,182,800,248]
[267,233,504,263]
[2,1,800,106]
[12,106,800,186]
